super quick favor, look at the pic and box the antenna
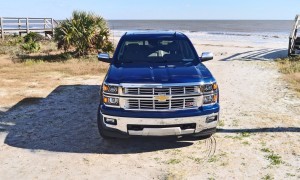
[112,24,115,48]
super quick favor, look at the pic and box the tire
[192,133,212,139]
[198,134,212,139]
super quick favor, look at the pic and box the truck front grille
[124,86,197,95]
[126,98,196,110]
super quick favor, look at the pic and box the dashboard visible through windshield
[117,39,196,63]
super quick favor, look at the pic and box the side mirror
[201,52,214,62]
[98,53,111,63]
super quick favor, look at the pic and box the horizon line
[106,19,294,21]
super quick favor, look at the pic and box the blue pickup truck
[97,31,219,139]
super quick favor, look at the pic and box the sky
[1,0,300,20]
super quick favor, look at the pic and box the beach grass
[277,57,300,94]
[0,57,108,78]
[0,35,109,77]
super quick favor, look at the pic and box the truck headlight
[203,94,218,104]
[103,96,119,106]
[103,84,118,94]
[200,83,218,93]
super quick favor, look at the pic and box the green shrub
[0,36,24,55]
[7,36,24,46]
[22,41,41,53]
[54,10,114,56]
[60,52,73,60]
[23,32,44,43]
[21,32,43,53]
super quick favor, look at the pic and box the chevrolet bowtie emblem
[155,95,169,102]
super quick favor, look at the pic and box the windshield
[116,39,196,63]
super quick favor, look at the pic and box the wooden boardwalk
[0,17,59,39]
[288,15,300,56]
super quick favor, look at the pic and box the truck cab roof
[122,31,187,40]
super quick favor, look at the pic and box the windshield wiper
[153,60,168,63]
[123,61,133,63]
[120,59,133,63]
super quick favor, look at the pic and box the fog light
[206,115,218,123]
[104,117,117,125]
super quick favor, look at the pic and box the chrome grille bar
[121,85,201,111]
[125,97,198,111]
[124,86,198,96]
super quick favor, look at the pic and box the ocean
[2,19,293,44]
[108,20,293,33]
[108,20,294,44]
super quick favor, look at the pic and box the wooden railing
[288,15,300,56]
[0,17,59,39]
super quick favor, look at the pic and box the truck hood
[105,62,214,84]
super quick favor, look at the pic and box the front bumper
[100,112,219,136]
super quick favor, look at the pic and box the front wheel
[192,133,212,139]
[197,134,212,139]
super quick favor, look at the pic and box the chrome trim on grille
[122,96,203,111]
[119,85,202,111]
[102,82,217,111]
[123,86,199,96]
[120,82,212,88]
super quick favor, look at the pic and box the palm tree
[54,11,113,56]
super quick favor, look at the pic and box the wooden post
[51,18,54,30]
[26,17,29,34]
[18,18,21,29]
[44,18,46,29]
[44,18,47,37]
[288,37,292,56]
[0,17,4,40]
[51,18,54,37]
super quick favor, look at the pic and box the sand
[0,33,299,179]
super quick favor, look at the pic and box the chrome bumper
[101,112,219,136]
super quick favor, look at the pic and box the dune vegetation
[0,11,114,78]
[277,57,300,94]
[54,10,114,56]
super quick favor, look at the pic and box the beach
[0,25,299,179]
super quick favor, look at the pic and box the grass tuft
[208,153,227,163]
[208,156,218,163]
[266,153,282,165]
[240,132,251,137]
[224,132,251,140]
[261,148,283,165]
[166,159,181,165]
[242,141,250,145]
[261,174,274,180]
[218,120,225,127]
[261,148,272,153]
